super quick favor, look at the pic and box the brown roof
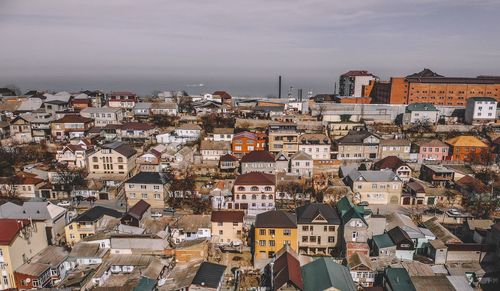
[272,247,303,290]
[212,91,232,100]
[455,175,489,193]
[234,172,275,186]
[413,139,448,148]
[219,154,238,162]
[0,219,31,245]
[240,150,275,163]
[200,140,231,151]
[213,128,234,134]
[54,115,93,124]
[373,156,408,172]
[210,211,244,223]
[380,139,411,146]
[255,210,296,228]
[127,200,151,220]
[120,122,154,131]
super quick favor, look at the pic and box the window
[130,193,136,198]
[269,229,275,236]
[251,186,258,191]
[118,157,123,162]
[219,230,223,235]
[237,186,245,191]
[269,240,275,246]
[302,226,309,231]
[251,194,257,200]
[259,229,266,235]
[154,194,161,199]
[154,185,160,190]
[140,185,147,189]
[264,186,272,191]
[241,194,246,200]
[302,236,308,242]
[259,240,266,246]
[329,226,335,232]
[92,157,98,162]
[328,236,335,243]
[310,236,316,242]
[283,229,291,236]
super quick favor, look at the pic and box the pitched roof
[295,203,341,225]
[299,133,330,145]
[445,136,488,148]
[384,268,416,291]
[347,252,374,271]
[219,154,238,162]
[234,172,275,186]
[372,233,395,249]
[336,130,378,144]
[301,257,357,291]
[347,170,400,183]
[388,226,413,245]
[0,219,31,245]
[233,131,258,140]
[291,151,312,161]
[423,217,461,244]
[54,115,93,124]
[255,210,297,228]
[191,262,227,289]
[406,103,438,112]
[413,139,448,148]
[127,200,151,220]
[467,96,497,102]
[406,68,443,78]
[271,247,303,290]
[121,122,154,130]
[341,70,377,77]
[213,127,234,134]
[210,211,244,223]
[102,141,137,158]
[455,175,489,193]
[240,150,275,163]
[212,91,232,100]
[178,123,201,130]
[125,172,165,185]
[373,156,409,172]
[73,206,122,222]
[200,140,231,151]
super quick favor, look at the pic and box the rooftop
[125,172,166,185]
[191,262,227,289]
[255,210,297,228]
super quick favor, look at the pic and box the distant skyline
[2,0,500,96]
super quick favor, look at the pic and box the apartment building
[378,139,411,160]
[344,170,403,205]
[290,151,313,178]
[200,140,231,162]
[298,133,331,160]
[210,210,245,245]
[9,116,32,144]
[419,164,454,187]
[373,156,412,182]
[365,68,500,105]
[56,141,93,168]
[402,103,439,125]
[64,206,122,245]
[80,106,124,126]
[107,91,137,110]
[254,210,297,261]
[412,139,449,162]
[124,172,167,209]
[339,70,378,97]
[336,197,370,257]
[209,128,234,142]
[445,135,490,164]
[230,172,275,217]
[335,130,380,160]
[0,219,48,290]
[296,203,341,255]
[87,141,137,178]
[464,97,498,124]
[268,122,300,156]
[51,115,94,141]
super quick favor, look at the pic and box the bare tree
[277,181,302,208]
[55,163,87,198]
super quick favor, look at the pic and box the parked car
[57,200,71,207]
[163,207,175,216]
[357,201,369,207]
[151,211,163,219]
[424,208,444,215]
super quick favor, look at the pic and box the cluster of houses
[0,85,499,290]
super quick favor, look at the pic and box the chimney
[298,89,303,102]
[278,76,282,99]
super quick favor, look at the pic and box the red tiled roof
[54,115,93,124]
[219,154,238,162]
[373,156,408,172]
[211,210,244,223]
[212,91,232,100]
[0,219,31,245]
[273,250,303,290]
[234,172,275,186]
[342,70,377,77]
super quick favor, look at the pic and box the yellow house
[254,210,297,261]
[0,219,48,290]
[65,206,122,245]
[211,210,245,245]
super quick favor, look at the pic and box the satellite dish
[26,278,31,283]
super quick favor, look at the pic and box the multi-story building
[124,172,167,209]
[50,115,94,141]
[402,103,439,125]
[347,253,376,288]
[240,150,276,174]
[210,210,245,245]
[365,68,500,105]
[209,128,234,142]
[64,206,122,245]
[22,112,55,142]
[118,122,155,142]
[200,140,231,163]
[290,151,313,178]
[298,133,331,160]
[327,121,365,140]
[174,123,202,141]
[80,106,124,126]
[231,131,266,155]
[254,210,297,261]
[230,172,275,217]
[9,116,32,144]
[412,139,449,162]
[56,140,93,168]
[464,97,498,124]
[0,219,48,290]
[336,197,370,257]
[87,141,137,178]
[335,130,380,160]
[150,101,178,116]
[296,203,341,255]
[419,164,454,187]
[268,122,300,156]
[107,91,137,110]
[339,70,378,97]
[445,135,490,164]
[378,139,411,160]
[344,170,403,205]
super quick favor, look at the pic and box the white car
[151,212,163,219]
[57,200,71,207]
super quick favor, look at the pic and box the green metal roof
[302,257,357,291]
[134,277,157,291]
[335,196,367,225]
[406,103,438,112]
[384,268,416,291]
[373,233,395,249]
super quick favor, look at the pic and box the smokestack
[278,75,282,99]
[298,89,303,102]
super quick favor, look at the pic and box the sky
[1,0,500,96]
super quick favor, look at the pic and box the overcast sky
[1,0,500,96]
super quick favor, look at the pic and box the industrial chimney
[278,75,282,99]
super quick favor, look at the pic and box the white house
[298,133,331,160]
[80,107,124,126]
[290,151,313,177]
[174,123,202,140]
[465,97,497,124]
[403,103,439,125]
[170,215,211,244]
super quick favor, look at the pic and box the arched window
[268,194,273,200]
[241,194,246,200]
[261,194,266,200]
[264,186,272,191]
[251,194,257,200]
[236,195,240,199]
[118,157,123,163]
[238,186,245,191]
[251,186,258,191]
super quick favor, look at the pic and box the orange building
[445,135,490,164]
[232,131,266,155]
[364,69,500,106]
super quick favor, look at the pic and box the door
[352,231,358,242]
